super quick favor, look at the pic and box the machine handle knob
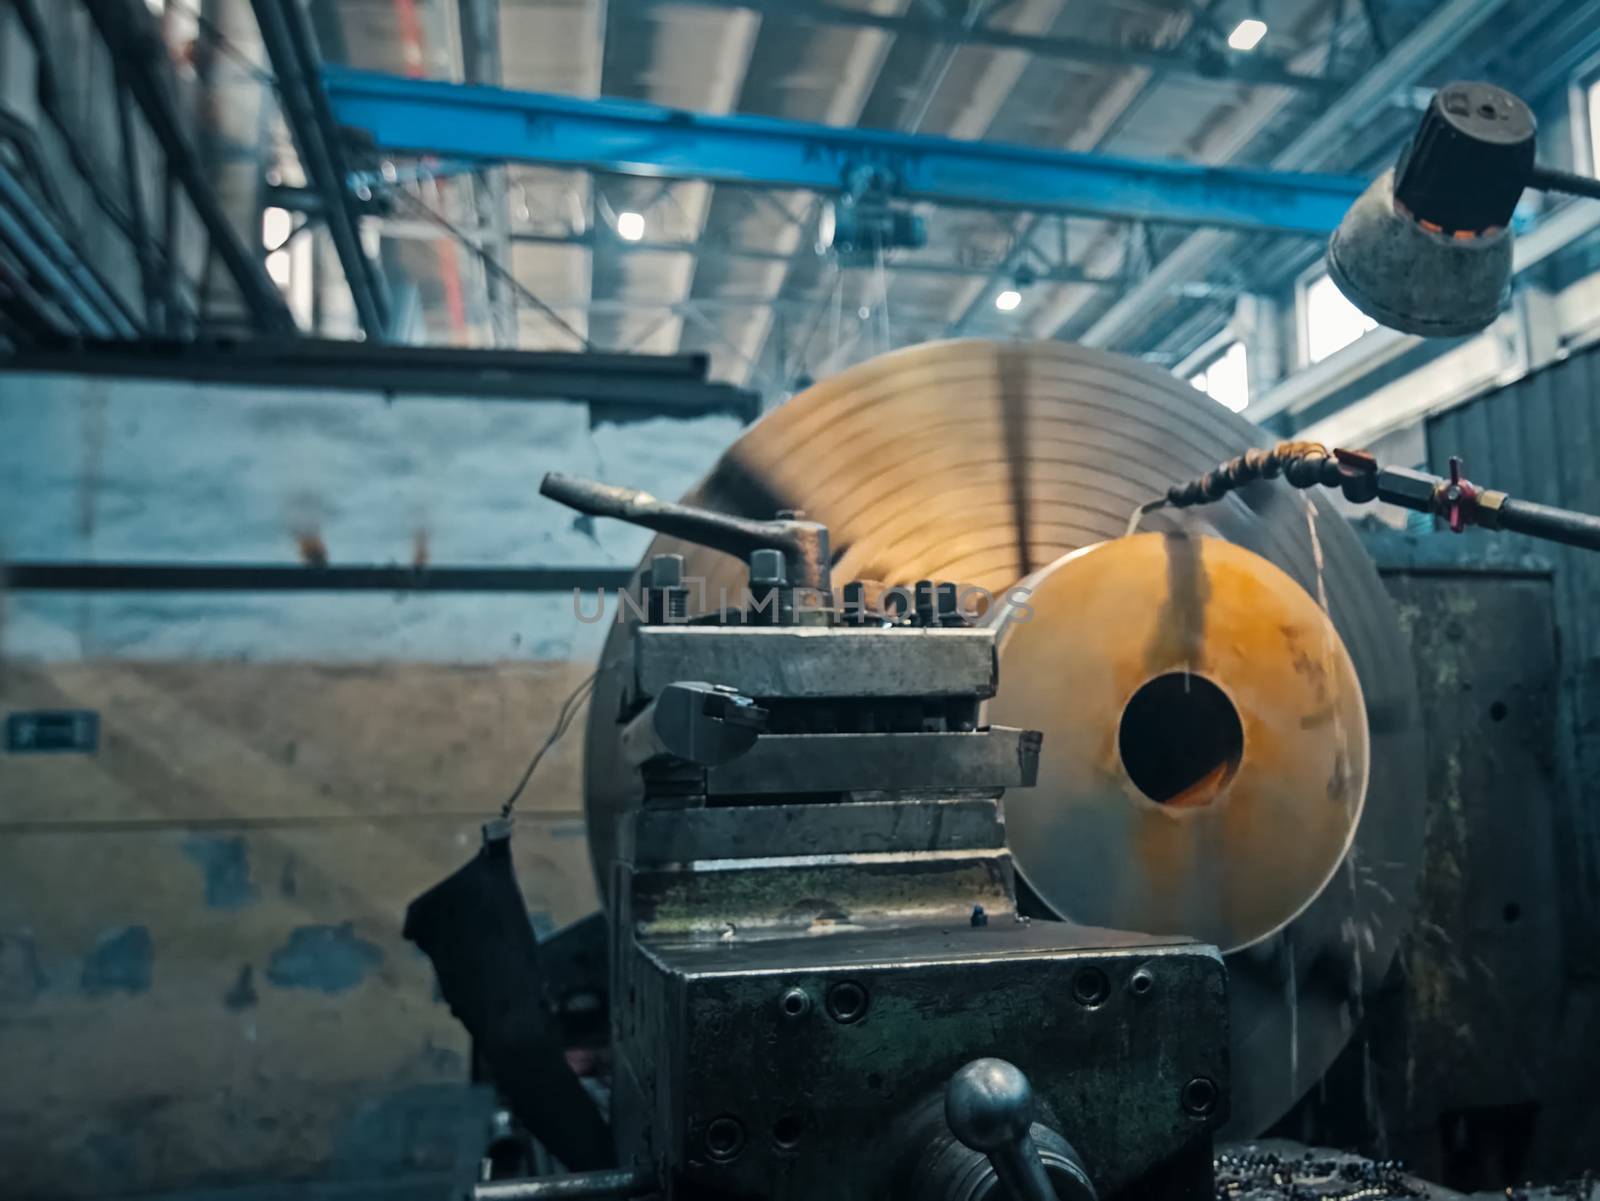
[945,1059,1059,1201]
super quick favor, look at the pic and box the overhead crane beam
[323,68,1369,238]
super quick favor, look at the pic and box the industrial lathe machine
[397,76,1600,1201]
[404,339,1483,1201]
[534,467,1231,1201]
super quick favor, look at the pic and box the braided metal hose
[1128,442,1378,535]
[1164,441,1350,508]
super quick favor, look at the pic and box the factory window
[1302,272,1376,363]
[260,205,313,329]
[1188,341,1250,413]
[262,206,293,287]
[1589,77,1600,173]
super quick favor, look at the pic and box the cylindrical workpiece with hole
[986,533,1369,954]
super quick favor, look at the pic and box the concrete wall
[0,371,738,660]
[0,371,736,1198]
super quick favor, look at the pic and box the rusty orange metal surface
[988,533,1369,953]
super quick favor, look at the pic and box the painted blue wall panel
[0,372,736,661]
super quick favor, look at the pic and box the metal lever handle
[539,473,833,592]
[945,1059,1060,1201]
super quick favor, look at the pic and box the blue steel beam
[323,68,1369,237]
[253,0,391,340]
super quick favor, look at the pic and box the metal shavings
[1215,1148,1422,1201]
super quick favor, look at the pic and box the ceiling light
[995,289,1022,312]
[617,211,646,242]
[1227,18,1267,51]
[261,206,292,250]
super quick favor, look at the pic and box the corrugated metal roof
[313,0,1579,389]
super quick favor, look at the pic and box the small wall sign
[6,710,100,754]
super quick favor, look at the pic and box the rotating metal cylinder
[581,339,1424,1137]
[987,533,1371,955]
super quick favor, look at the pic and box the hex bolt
[936,581,965,626]
[913,579,937,627]
[749,548,787,587]
[645,553,687,623]
[647,553,684,589]
[705,1115,746,1161]
[748,548,790,627]
[779,987,812,1019]
[841,580,871,626]
[826,980,869,1024]
[1181,1077,1218,1117]
[1071,966,1109,1008]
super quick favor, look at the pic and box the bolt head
[647,554,685,588]
[748,548,788,585]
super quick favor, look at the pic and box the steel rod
[1496,497,1600,551]
[3,563,636,593]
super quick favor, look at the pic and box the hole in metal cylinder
[1118,673,1243,806]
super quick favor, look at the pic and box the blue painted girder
[324,67,1368,237]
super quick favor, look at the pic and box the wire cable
[149,0,582,349]
[392,187,594,351]
[500,670,599,818]
[165,0,280,87]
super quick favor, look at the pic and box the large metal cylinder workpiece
[584,339,1425,1137]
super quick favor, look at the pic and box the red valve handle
[1443,456,1479,534]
